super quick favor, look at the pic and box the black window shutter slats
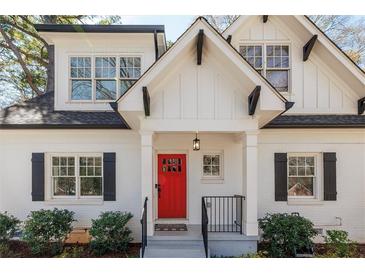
[274,153,288,201]
[103,152,116,201]
[31,153,45,201]
[323,152,337,201]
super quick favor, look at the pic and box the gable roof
[35,24,165,34]
[116,16,287,104]
[0,92,129,129]
[223,15,364,86]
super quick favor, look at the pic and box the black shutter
[32,153,45,201]
[103,152,116,201]
[323,152,337,201]
[275,153,288,201]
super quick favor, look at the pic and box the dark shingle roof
[265,115,365,128]
[0,92,129,129]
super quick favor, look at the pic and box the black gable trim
[35,24,165,34]
[0,92,129,129]
[265,115,365,128]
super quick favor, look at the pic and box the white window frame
[201,151,224,180]
[68,54,142,103]
[287,152,322,201]
[238,42,291,94]
[94,56,118,102]
[47,153,103,201]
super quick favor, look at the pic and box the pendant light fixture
[193,132,200,151]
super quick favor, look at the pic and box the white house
[0,16,364,258]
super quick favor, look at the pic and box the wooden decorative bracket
[142,86,150,116]
[303,35,318,61]
[197,29,204,65]
[248,86,261,115]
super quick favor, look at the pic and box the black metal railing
[201,197,209,258]
[140,197,148,258]
[202,195,245,234]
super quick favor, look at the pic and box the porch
[139,132,260,258]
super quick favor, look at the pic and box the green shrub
[320,230,358,258]
[0,212,20,243]
[22,208,75,255]
[258,213,317,257]
[89,211,133,255]
[0,242,20,258]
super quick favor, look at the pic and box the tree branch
[0,26,43,96]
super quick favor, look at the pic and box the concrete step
[143,240,207,258]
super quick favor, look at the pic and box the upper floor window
[239,44,290,92]
[70,56,141,101]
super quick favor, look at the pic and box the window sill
[45,199,104,205]
[287,198,324,206]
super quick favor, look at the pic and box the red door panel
[158,154,186,218]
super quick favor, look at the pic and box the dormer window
[69,55,141,102]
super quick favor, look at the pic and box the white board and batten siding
[229,16,359,115]
[149,52,248,121]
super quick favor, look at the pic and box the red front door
[157,154,187,218]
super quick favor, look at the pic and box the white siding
[0,130,142,241]
[230,16,360,115]
[149,53,248,120]
[258,130,365,242]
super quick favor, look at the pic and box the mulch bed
[2,241,141,258]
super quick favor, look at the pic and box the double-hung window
[70,56,141,101]
[239,44,290,92]
[287,154,316,198]
[95,57,117,100]
[51,154,103,199]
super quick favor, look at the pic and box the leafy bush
[258,213,317,257]
[89,211,133,255]
[0,212,20,243]
[22,208,75,255]
[0,242,20,258]
[242,250,269,258]
[320,230,358,258]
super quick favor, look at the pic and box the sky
[121,16,195,42]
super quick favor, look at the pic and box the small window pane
[305,167,314,176]
[275,46,281,56]
[134,57,141,67]
[71,80,92,100]
[255,57,262,68]
[289,167,297,176]
[247,46,254,56]
[71,68,78,78]
[298,157,305,166]
[71,57,78,67]
[255,46,262,56]
[96,80,116,100]
[80,177,102,196]
[87,167,94,176]
[203,156,212,165]
[95,167,102,176]
[289,157,297,166]
[305,157,314,166]
[52,157,59,166]
[274,57,282,68]
[52,167,59,176]
[80,157,87,166]
[80,167,87,176]
[212,155,220,165]
[282,46,289,56]
[298,167,305,176]
[53,177,76,196]
[267,57,274,68]
[282,57,289,68]
[212,166,220,176]
[266,71,288,92]
[247,57,255,66]
[203,166,212,176]
[95,157,102,166]
[60,157,67,166]
[267,46,273,57]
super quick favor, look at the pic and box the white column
[140,131,154,236]
[242,131,259,236]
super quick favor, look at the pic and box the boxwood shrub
[259,213,317,257]
[22,208,75,255]
[89,211,133,255]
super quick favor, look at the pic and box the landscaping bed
[1,241,141,258]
